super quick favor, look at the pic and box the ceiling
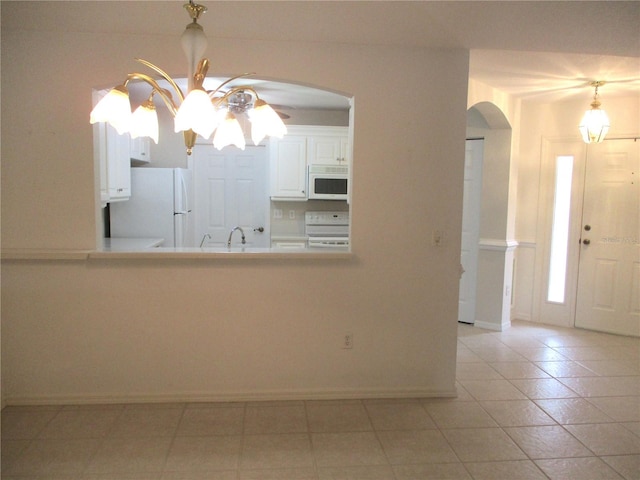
[469,50,640,103]
[8,1,638,107]
[10,2,638,56]
[127,50,639,111]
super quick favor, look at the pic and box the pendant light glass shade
[181,22,208,90]
[174,88,218,139]
[248,99,288,145]
[89,85,132,135]
[579,107,610,144]
[130,100,159,144]
[213,112,245,150]
[579,81,610,144]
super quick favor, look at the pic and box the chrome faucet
[199,233,211,248]
[227,226,246,247]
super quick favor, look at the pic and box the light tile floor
[2,320,639,479]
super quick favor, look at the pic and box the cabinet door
[130,136,151,163]
[308,136,347,166]
[94,123,110,206]
[340,136,350,165]
[270,135,307,200]
[105,124,131,201]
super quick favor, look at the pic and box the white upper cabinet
[95,122,131,205]
[130,136,151,164]
[94,123,110,206]
[270,135,308,200]
[307,127,349,166]
[269,126,350,200]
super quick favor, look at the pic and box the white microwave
[308,165,349,200]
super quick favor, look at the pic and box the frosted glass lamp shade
[248,99,288,145]
[181,23,208,90]
[130,102,159,144]
[174,88,217,139]
[90,85,132,135]
[213,112,246,150]
[579,107,610,143]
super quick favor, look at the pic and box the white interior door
[193,144,270,248]
[575,139,640,336]
[459,139,484,324]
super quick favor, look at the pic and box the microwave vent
[308,165,348,175]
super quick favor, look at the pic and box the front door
[193,144,270,248]
[575,139,639,336]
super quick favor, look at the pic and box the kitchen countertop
[102,237,165,251]
[89,244,350,260]
[2,239,350,261]
[270,235,308,241]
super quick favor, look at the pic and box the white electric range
[305,211,350,248]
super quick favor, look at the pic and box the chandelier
[578,81,610,144]
[90,1,287,155]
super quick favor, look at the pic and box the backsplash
[270,200,349,237]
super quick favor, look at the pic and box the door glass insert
[547,155,574,303]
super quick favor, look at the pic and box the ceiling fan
[228,90,291,119]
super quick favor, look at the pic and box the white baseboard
[3,387,458,407]
[474,319,511,331]
[512,312,532,322]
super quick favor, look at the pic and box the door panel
[193,144,270,248]
[459,139,483,324]
[575,139,640,336]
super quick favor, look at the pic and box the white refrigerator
[110,167,194,247]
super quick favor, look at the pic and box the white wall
[0,3,469,404]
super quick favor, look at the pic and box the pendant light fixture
[579,81,610,144]
[90,1,287,155]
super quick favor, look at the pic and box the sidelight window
[547,155,574,303]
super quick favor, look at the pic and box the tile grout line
[303,400,321,480]
[159,402,188,477]
[360,398,398,479]
[80,404,127,477]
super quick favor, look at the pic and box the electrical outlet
[273,209,283,219]
[342,333,353,349]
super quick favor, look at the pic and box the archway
[460,102,516,330]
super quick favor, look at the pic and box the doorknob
[254,227,264,233]
[582,239,591,245]
[584,225,591,231]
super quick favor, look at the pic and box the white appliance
[110,167,194,247]
[308,165,349,200]
[305,211,350,248]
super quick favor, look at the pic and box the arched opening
[460,102,515,330]
[93,77,354,253]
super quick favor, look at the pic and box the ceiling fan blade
[269,104,295,110]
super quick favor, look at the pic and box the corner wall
[466,81,522,330]
[1,3,469,404]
